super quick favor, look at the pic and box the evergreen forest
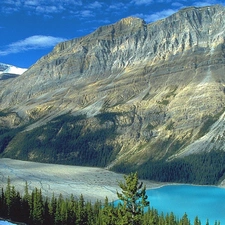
[0,176,221,225]
[112,150,225,185]
[1,113,225,186]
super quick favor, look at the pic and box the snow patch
[4,66,27,75]
[0,63,27,75]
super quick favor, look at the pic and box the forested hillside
[2,113,225,185]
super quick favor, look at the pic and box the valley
[0,158,162,202]
[2,3,225,225]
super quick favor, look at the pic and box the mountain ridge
[1,4,225,184]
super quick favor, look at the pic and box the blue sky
[0,0,224,68]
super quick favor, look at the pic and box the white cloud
[131,0,224,7]
[1,0,82,14]
[131,0,153,5]
[87,1,103,9]
[108,2,127,10]
[35,5,64,14]
[148,9,177,22]
[2,0,21,5]
[0,35,67,56]
[80,10,95,18]
[24,0,39,6]
[135,9,177,23]
[193,1,218,6]
[171,2,185,7]
[189,0,225,7]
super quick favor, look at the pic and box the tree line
[0,173,221,225]
[113,150,225,185]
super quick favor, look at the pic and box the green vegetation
[1,114,120,167]
[0,175,219,225]
[1,112,225,186]
[0,111,9,116]
[113,150,225,185]
[157,99,169,105]
[95,112,119,124]
[0,127,22,154]
[165,86,177,98]
[197,109,224,139]
[197,115,217,139]
[117,172,149,225]
[157,86,178,106]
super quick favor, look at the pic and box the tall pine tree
[117,172,149,225]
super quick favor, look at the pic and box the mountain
[0,63,27,80]
[1,5,225,184]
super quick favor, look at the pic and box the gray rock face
[1,5,225,164]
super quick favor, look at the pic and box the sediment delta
[0,158,162,202]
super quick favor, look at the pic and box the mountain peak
[0,63,27,75]
[1,5,225,180]
[118,16,145,25]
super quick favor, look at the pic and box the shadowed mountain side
[0,73,19,80]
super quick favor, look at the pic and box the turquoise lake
[1,185,225,224]
[114,184,225,224]
[146,185,225,224]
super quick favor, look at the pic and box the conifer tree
[77,194,87,225]
[194,216,201,225]
[5,177,12,216]
[117,172,149,225]
[0,187,6,217]
[31,188,44,225]
[101,197,117,225]
[10,186,21,220]
[67,194,77,225]
[48,193,57,224]
[179,213,190,225]
[21,181,31,223]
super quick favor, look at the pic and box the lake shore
[0,217,27,225]
[0,158,164,202]
[1,158,224,203]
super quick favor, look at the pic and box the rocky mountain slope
[1,5,225,183]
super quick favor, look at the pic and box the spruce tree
[21,181,31,223]
[31,188,44,225]
[101,197,116,225]
[0,187,6,217]
[5,177,12,217]
[194,216,201,225]
[179,213,190,225]
[117,172,149,225]
[77,194,87,225]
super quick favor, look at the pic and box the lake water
[114,184,225,224]
[0,221,15,225]
[146,185,225,224]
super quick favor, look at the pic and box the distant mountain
[0,63,27,75]
[1,5,225,185]
[0,63,27,80]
